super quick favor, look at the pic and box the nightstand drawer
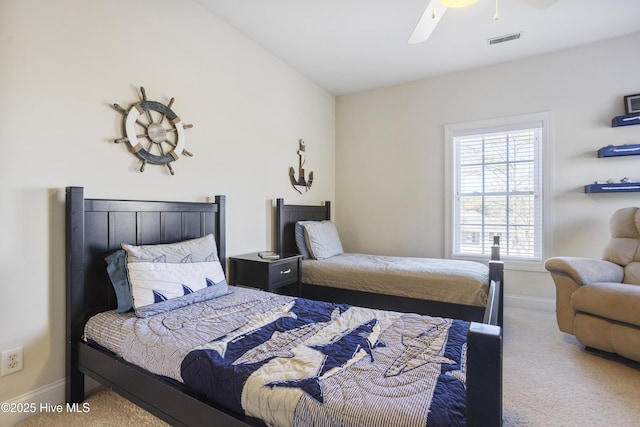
[269,258,299,288]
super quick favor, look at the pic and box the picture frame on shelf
[624,93,640,115]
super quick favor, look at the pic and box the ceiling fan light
[439,0,478,8]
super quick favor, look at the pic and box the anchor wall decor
[289,139,313,194]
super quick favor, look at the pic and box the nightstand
[228,252,303,295]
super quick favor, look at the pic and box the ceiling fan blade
[519,0,559,9]
[408,0,448,44]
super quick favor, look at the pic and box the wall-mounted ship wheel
[113,87,193,175]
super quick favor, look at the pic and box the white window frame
[444,112,553,272]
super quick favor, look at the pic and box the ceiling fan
[408,0,559,44]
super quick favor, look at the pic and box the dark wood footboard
[467,321,502,426]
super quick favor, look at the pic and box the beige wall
[0,0,335,408]
[336,31,640,306]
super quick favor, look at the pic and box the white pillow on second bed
[302,220,344,260]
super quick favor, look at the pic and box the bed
[275,198,504,325]
[66,186,502,426]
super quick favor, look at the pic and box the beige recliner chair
[545,207,640,362]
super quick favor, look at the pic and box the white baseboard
[505,293,555,312]
[0,378,65,426]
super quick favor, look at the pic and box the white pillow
[126,261,228,317]
[303,221,344,260]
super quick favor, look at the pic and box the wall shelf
[598,143,640,157]
[585,183,640,193]
[612,113,640,127]
[585,112,640,193]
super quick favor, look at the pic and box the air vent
[488,32,521,45]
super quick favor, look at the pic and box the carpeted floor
[15,387,169,427]
[501,306,640,426]
[17,305,640,426]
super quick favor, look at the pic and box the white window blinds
[453,124,543,260]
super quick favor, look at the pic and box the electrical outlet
[1,347,23,376]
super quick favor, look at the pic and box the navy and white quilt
[86,286,468,427]
[180,291,468,427]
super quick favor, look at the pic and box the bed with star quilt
[84,285,469,427]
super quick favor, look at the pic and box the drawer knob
[280,268,291,275]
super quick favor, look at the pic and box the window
[445,113,550,263]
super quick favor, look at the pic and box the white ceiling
[195,0,640,95]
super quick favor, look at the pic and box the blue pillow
[295,221,313,259]
[104,249,133,313]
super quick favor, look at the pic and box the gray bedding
[301,253,489,307]
[84,286,274,381]
[84,285,470,426]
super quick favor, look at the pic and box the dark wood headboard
[65,186,226,402]
[275,198,330,255]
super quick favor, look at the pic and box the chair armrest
[544,257,624,285]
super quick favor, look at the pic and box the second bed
[275,198,503,324]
